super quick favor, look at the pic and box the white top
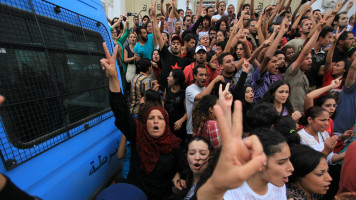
[223,181,287,200]
[185,84,204,135]
[298,128,335,165]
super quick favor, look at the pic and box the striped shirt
[129,72,151,114]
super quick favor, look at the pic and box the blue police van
[0,0,123,199]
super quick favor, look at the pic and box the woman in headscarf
[101,43,182,200]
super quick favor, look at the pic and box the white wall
[311,0,356,17]
[102,0,126,21]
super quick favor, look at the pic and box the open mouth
[153,126,159,132]
[323,185,330,190]
[283,177,289,183]
[194,163,201,170]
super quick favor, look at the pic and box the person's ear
[307,116,313,124]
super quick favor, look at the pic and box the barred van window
[0,0,114,170]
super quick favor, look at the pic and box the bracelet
[264,21,268,23]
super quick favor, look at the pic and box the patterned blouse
[286,183,324,200]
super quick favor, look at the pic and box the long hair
[192,95,217,133]
[169,136,214,200]
[171,69,186,90]
[260,80,294,116]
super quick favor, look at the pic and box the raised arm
[172,0,181,21]
[196,0,203,20]
[290,20,322,73]
[165,3,171,19]
[195,75,225,101]
[325,28,345,74]
[237,0,245,14]
[255,13,265,44]
[161,0,166,17]
[260,20,287,73]
[346,55,356,88]
[344,0,354,12]
[250,0,256,19]
[152,3,165,50]
[250,40,271,68]
[291,2,302,22]
[197,100,266,200]
[111,16,123,30]
[304,77,342,111]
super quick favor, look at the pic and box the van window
[0,0,115,169]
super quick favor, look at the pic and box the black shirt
[160,45,193,91]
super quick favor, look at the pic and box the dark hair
[274,50,285,57]
[242,3,250,10]
[216,16,229,31]
[144,21,152,30]
[136,26,146,36]
[300,106,328,126]
[315,94,336,108]
[193,64,207,76]
[319,26,334,39]
[209,27,217,34]
[190,148,221,200]
[338,31,352,44]
[289,144,326,183]
[218,52,231,65]
[206,6,213,11]
[281,45,294,53]
[313,9,321,14]
[219,1,226,6]
[111,17,119,25]
[138,90,162,123]
[142,15,149,22]
[137,58,151,73]
[217,30,227,41]
[333,11,348,26]
[171,69,186,89]
[170,135,214,200]
[274,116,301,146]
[183,15,190,22]
[247,19,257,27]
[280,10,291,17]
[192,95,218,132]
[251,128,287,157]
[183,33,197,44]
[202,15,211,26]
[215,41,226,50]
[177,9,184,14]
[260,80,294,115]
[144,89,161,102]
[246,103,280,130]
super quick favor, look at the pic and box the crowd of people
[102,0,356,199]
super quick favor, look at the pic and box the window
[0,0,114,169]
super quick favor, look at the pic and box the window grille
[0,0,114,170]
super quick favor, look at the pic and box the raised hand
[100,43,119,79]
[218,83,233,117]
[197,101,267,200]
[242,58,251,73]
[333,27,346,43]
[100,43,121,93]
[262,40,272,48]
[330,76,342,88]
[151,2,157,16]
